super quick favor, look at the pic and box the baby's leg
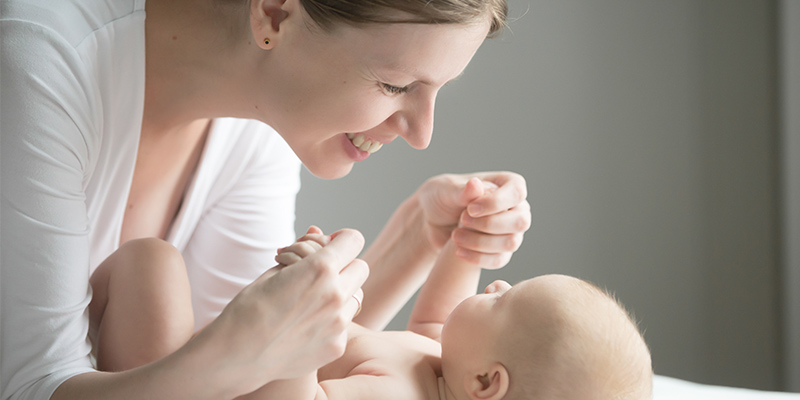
[89,238,194,371]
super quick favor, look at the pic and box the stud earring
[264,38,270,45]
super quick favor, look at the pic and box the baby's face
[440,279,547,375]
[440,278,554,362]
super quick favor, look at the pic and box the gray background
[297,0,800,392]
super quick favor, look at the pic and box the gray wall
[781,0,800,392]
[296,0,785,391]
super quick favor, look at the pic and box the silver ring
[353,294,362,317]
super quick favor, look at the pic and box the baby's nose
[485,280,512,294]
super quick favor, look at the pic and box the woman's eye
[382,83,409,95]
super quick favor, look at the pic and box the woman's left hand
[416,172,531,269]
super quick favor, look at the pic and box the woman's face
[259,3,490,179]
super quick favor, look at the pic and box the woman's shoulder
[1,0,147,171]
[1,0,143,46]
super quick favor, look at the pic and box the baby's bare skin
[257,224,652,400]
[317,323,444,400]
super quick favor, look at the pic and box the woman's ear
[249,0,291,49]
[463,362,510,400]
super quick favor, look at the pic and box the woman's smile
[341,133,373,162]
[346,132,385,155]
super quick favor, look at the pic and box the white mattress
[654,375,800,399]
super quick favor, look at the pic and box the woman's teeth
[346,133,383,154]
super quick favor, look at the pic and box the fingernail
[468,204,482,217]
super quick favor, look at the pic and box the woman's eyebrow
[418,71,466,87]
[377,64,466,87]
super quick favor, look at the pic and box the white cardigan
[0,0,301,398]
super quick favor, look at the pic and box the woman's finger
[338,258,370,302]
[275,252,302,266]
[452,228,524,254]
[344,288,365,320]
[453,247,513,270]
[459,201,531,234]
[312,229,365,274]
[466,173,527,218]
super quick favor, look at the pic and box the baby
[243,228,654,400]
[88,205,651,400]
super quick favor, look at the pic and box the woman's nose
[396,91,436,150]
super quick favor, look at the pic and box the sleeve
[1,21,100,400]
[182,126,302,330]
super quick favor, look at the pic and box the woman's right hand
[192,228,369,396]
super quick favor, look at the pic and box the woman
[0,0,530,398]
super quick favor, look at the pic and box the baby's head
[440,274,652,400]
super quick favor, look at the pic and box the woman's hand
[417,172,531,269]
[275,226,366,307]
[194,228,369,396]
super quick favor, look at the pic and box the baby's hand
[275,226,331,267]
[274,226,365,317]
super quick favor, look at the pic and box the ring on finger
[352,294,362,317]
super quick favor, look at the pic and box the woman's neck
[142,0,262,134]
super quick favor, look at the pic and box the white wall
[296,0,783,390]
[781,0,800,392]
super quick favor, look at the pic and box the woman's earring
[264,38,270,45]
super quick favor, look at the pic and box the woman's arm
[2,21,105,399]
[354,194,440,330]
[53,229,368,400]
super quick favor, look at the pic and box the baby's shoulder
[350,331,441,399]
[318,328,443,400]
[376,330,442,356]
[346,329,441,360]
[350,331,440,376]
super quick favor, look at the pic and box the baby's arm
[407,178,496,341]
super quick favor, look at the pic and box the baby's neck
[437,376,458,400]
[437,376,447,400]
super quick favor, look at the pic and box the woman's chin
[305,162,354,180]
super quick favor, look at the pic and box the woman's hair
[298,0,508,37]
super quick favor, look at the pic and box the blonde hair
[498,277,653,400]
[298,0,508,37]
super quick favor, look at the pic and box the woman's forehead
[341,22,489,80]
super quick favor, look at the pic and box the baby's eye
[381,83,409,95]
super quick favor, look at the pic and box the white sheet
[654,375,800,399]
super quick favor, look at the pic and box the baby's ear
[463,362,509,400]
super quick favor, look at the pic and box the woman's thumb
[459,177,486,206]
